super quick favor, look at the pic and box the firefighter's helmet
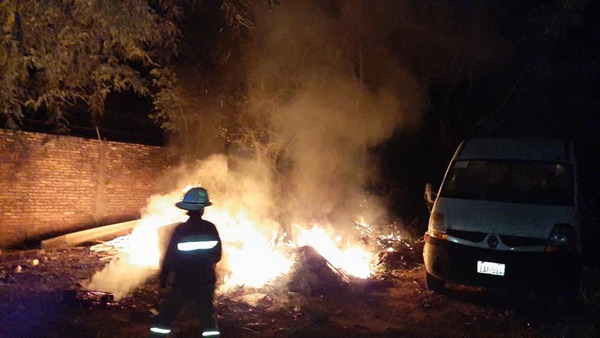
[175,187,212,210]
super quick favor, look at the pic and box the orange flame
[87,189,376,299]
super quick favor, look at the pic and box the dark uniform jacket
[159,216,222,288]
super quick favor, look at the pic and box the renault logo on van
[487,235,499,248]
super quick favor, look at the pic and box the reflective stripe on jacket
[160,217,222,287]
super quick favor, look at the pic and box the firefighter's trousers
[150,284,218,337]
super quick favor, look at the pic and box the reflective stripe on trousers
[149,326,171,335]
[151,285,217,336]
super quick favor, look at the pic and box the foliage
[222,0,254,35]
[0,0,180,132]
[150,0,258,155]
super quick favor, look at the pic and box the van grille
[446,229,487,242]
[446,230,547,247]
[499,235,546,247]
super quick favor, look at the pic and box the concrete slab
[41,220,140,249]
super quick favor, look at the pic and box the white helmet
[175,187,212,210]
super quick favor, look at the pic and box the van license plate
[477,261,505,276]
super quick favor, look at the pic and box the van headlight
[427,212,447,240]
[544,224,576,252]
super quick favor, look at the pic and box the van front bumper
[423,234,580,288]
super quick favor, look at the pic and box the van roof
[457,137,573,163]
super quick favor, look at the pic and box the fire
[205,208,375,289]
[126,217,179,267]
[123,192,188,267]
[204,208,295,290]
[87,189,377,299]
[295,225,373,279]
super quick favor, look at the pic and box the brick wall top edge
[0,129,166,150]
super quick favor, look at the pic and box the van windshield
[440,160,574,206]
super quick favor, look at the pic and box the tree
[149,0,255,156]
[0,0,179,133]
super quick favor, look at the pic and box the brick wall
[0,130,174,248]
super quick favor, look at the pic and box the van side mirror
[424,182,437,213]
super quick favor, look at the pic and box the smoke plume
[245,0,423,230]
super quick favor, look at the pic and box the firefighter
[150,187,222,337]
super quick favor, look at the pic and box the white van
[423,137,581,294]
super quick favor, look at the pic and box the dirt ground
[1,245,600,338]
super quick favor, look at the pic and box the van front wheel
[426,271,445,292]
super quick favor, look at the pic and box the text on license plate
[477,260,506,276]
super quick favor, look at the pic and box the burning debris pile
[84,212,423,303]
[89,237,131,262]
[287,245,348,294]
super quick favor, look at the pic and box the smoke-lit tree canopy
[2,0,595,143]
[0,0,183,132]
